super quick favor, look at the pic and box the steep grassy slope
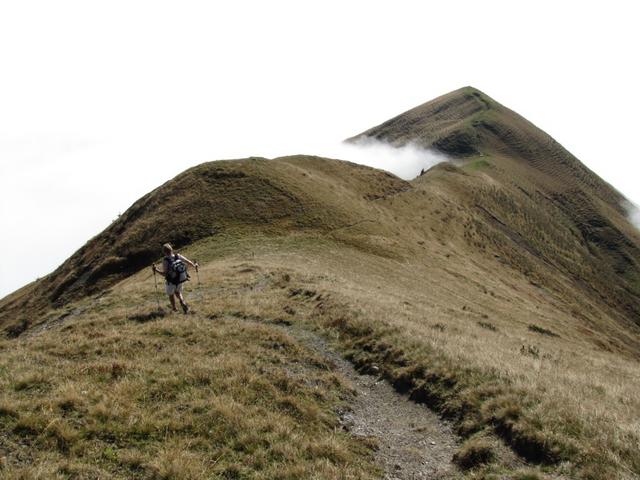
[351,86,640,335]
[2,88,640,479]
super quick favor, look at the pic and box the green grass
[463,158,491,172]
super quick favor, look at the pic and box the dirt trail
[256,318,459,480]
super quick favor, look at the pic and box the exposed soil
[265,319,459,480]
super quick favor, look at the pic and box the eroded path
[246,317,459,480]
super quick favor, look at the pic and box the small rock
[430,441,436,445]
[371,365,380,374]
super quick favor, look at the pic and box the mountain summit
[350,86,625,206]
[351,87,640,329]
[349,86,571,158]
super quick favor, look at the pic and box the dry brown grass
[0,273,380,479]
[161,232,640,479]
[2,229,640,478]
[453,435,496,470]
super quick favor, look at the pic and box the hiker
[152,243,199,313]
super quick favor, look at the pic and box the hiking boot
[181,303,190,314]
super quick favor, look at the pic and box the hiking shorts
[166,282,184,296]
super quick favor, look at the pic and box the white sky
[1,0,639,298]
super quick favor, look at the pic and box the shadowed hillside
[2,88,640,479]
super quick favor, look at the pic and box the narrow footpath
[235,315,459,480]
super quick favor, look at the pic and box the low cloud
[623,200,640,230]
[312,137,449,180]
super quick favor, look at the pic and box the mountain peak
[347,86,509,156]
[348,88,623,206]
[448,85,495,106]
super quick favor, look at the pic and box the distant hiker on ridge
[152,243,199,314]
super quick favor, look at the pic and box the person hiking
[151,243,199,313]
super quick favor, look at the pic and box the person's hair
[162,243,173,255]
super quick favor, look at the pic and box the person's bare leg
[168,294,177,311]
[176,292,189,313]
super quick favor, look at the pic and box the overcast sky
[1,1,639,298]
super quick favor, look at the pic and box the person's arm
[178,254,199,271]
[152,259,169,276]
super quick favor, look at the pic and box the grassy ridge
[2,86,640,479]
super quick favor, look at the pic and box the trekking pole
[152,266,161,310]
[192,261,202,301]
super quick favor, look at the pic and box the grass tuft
[453,436,496,469]
[528,324,559,337]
